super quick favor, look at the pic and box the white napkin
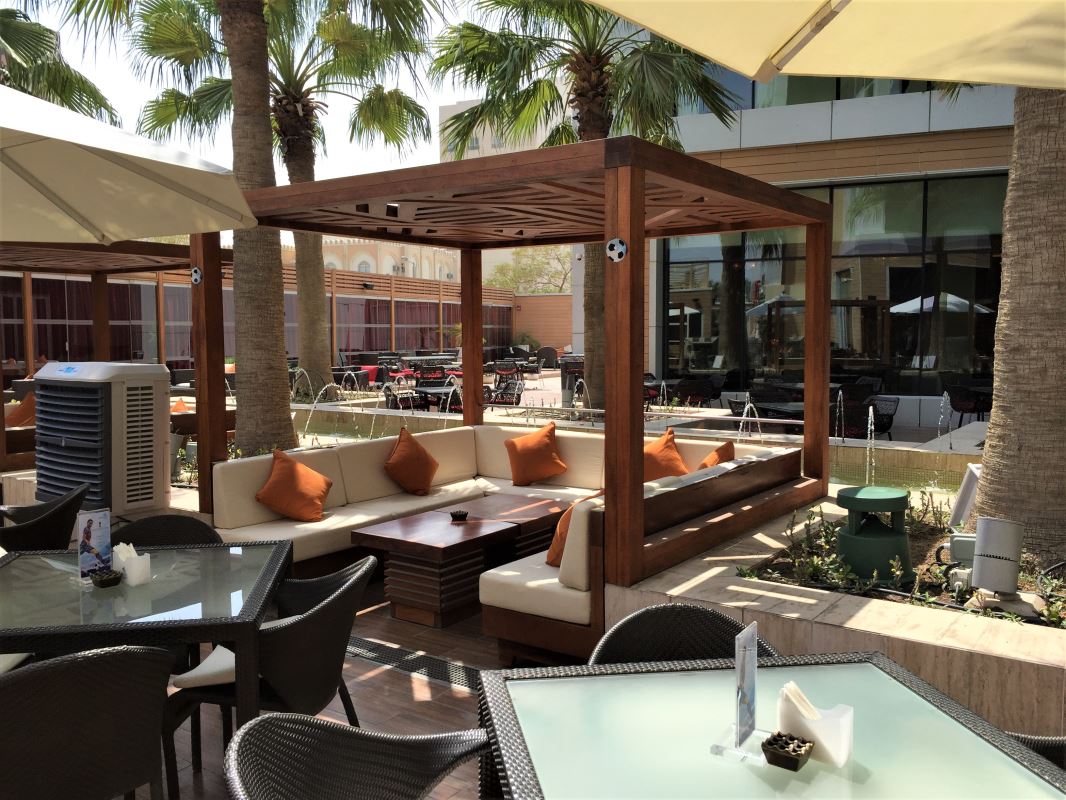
[777,681,854,768]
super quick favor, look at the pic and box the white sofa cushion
[212,447,348,530]
[474,426,604,490]
[480,552,591,625]
[413,427,478,486]
[219,478,492,561]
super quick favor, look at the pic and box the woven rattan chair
[225,713,488,800]
[867,395,899,440]
[162,556,377,800]
[1007,732,1066,769]
[0,483,88,551]
[0,646,172,800]
[589,603,779,665]
[115,514,222,548]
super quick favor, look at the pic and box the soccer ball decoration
[606,238,628,263]
[190,267,203,285]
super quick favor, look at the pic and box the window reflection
[663,176,1006,395]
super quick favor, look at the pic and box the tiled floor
[146,600,504,800]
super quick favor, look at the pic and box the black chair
[115,514,222,548]
[225,713,488,800]
[0,483,88,551]
[589,603,778,665]
[727,397,750,428]
[0,646,172,800]
[867,395,899,440]
[383,382,427,411]
[163,556,378,799]
[946,385,980,428]
[1007,732,1066,769]
[536,345,558,369]
[486,379,523,406]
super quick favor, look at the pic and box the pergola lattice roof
[247,137,829,249]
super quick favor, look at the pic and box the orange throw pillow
[384,428,439,495]
[255,450,333,522]
[697,441,735,470]
[170,398,191,413]
[504,422,568,486]
[5,394,35,428]
[546,490,605,567]
[644,428,689,482]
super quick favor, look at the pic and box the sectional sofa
[212,424,801,655]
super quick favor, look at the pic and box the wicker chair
[163,556,378,800]
[588,603,778,665]
[225,713,488,800]
[0,483,88,551]
[115,514,222,548]
[867,395,899,440]
[946,385,980,428]
[1007,732,1066,769]
[0,646,172,800]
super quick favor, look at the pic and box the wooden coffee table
[352,513,518,627]
[435,493,567,559]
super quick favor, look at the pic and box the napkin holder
[777,681,853,768]
[115,545,152,588]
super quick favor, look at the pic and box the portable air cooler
[34,362,172,514]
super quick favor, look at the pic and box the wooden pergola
[244,136,833,586]
[0,239,233,504]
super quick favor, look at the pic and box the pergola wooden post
[460,249,484,426]
[603,165,646,586]
[190,233,228,514]
[804,222,831,492]
[90,272,110,361]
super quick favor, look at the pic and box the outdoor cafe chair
[588,603,778,665]
[486,380,524,406]
[0,482,88,551]
[225,713,488,800]
[0,646,172,800]
[161,556,377,798]
[868,395,899,440]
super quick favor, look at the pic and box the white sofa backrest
[337,427,478,503]
[474,425,604,490]
[213,447,348,530]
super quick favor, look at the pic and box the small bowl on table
[91,569,123,589]
[761,732,814,772]
[449,510,469,523]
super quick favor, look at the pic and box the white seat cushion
[170,618,290,689]
[0,652,29,675]
[352,479,490,521]
[479,552,591,625]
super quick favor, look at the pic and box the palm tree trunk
[280,132,333,396]
[973,88,1066,564]
[216,0,296,453]
[582,242,605,408]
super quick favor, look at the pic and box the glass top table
[479,653,1066,799]
[0,541,291,725]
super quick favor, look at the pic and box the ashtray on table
[761,731,814,771]
[449,510,469,522]
[91,569,123,588]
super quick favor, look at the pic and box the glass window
[926,175,1006,253]
[754,76,835,108]
[745,187,830,259]
[832,181,923,256]
[668,233,742,263]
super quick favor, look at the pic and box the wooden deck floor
[145,599,505,800]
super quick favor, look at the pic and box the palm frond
[128,0,223,88]
[136,76,232,140]
[540,119,579,148]
[56,0,133,40]
[501,76,564,142]
[7,55,119,123]
[348,84,430,152]
[0,8,56,68]
[932,81,976,103]
[430,22,558,91]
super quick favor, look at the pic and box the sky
[27,3,474,183]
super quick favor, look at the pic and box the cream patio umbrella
[585,0,1066,90]
[0,87,256,244]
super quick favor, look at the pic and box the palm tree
[56,0,429,454]
[132,0,432,393]
[431,0,737,406]
[0,7,117,121]
[973,88,1066,564]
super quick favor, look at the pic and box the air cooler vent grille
[124,384,156,504]
[34,381,110,508]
